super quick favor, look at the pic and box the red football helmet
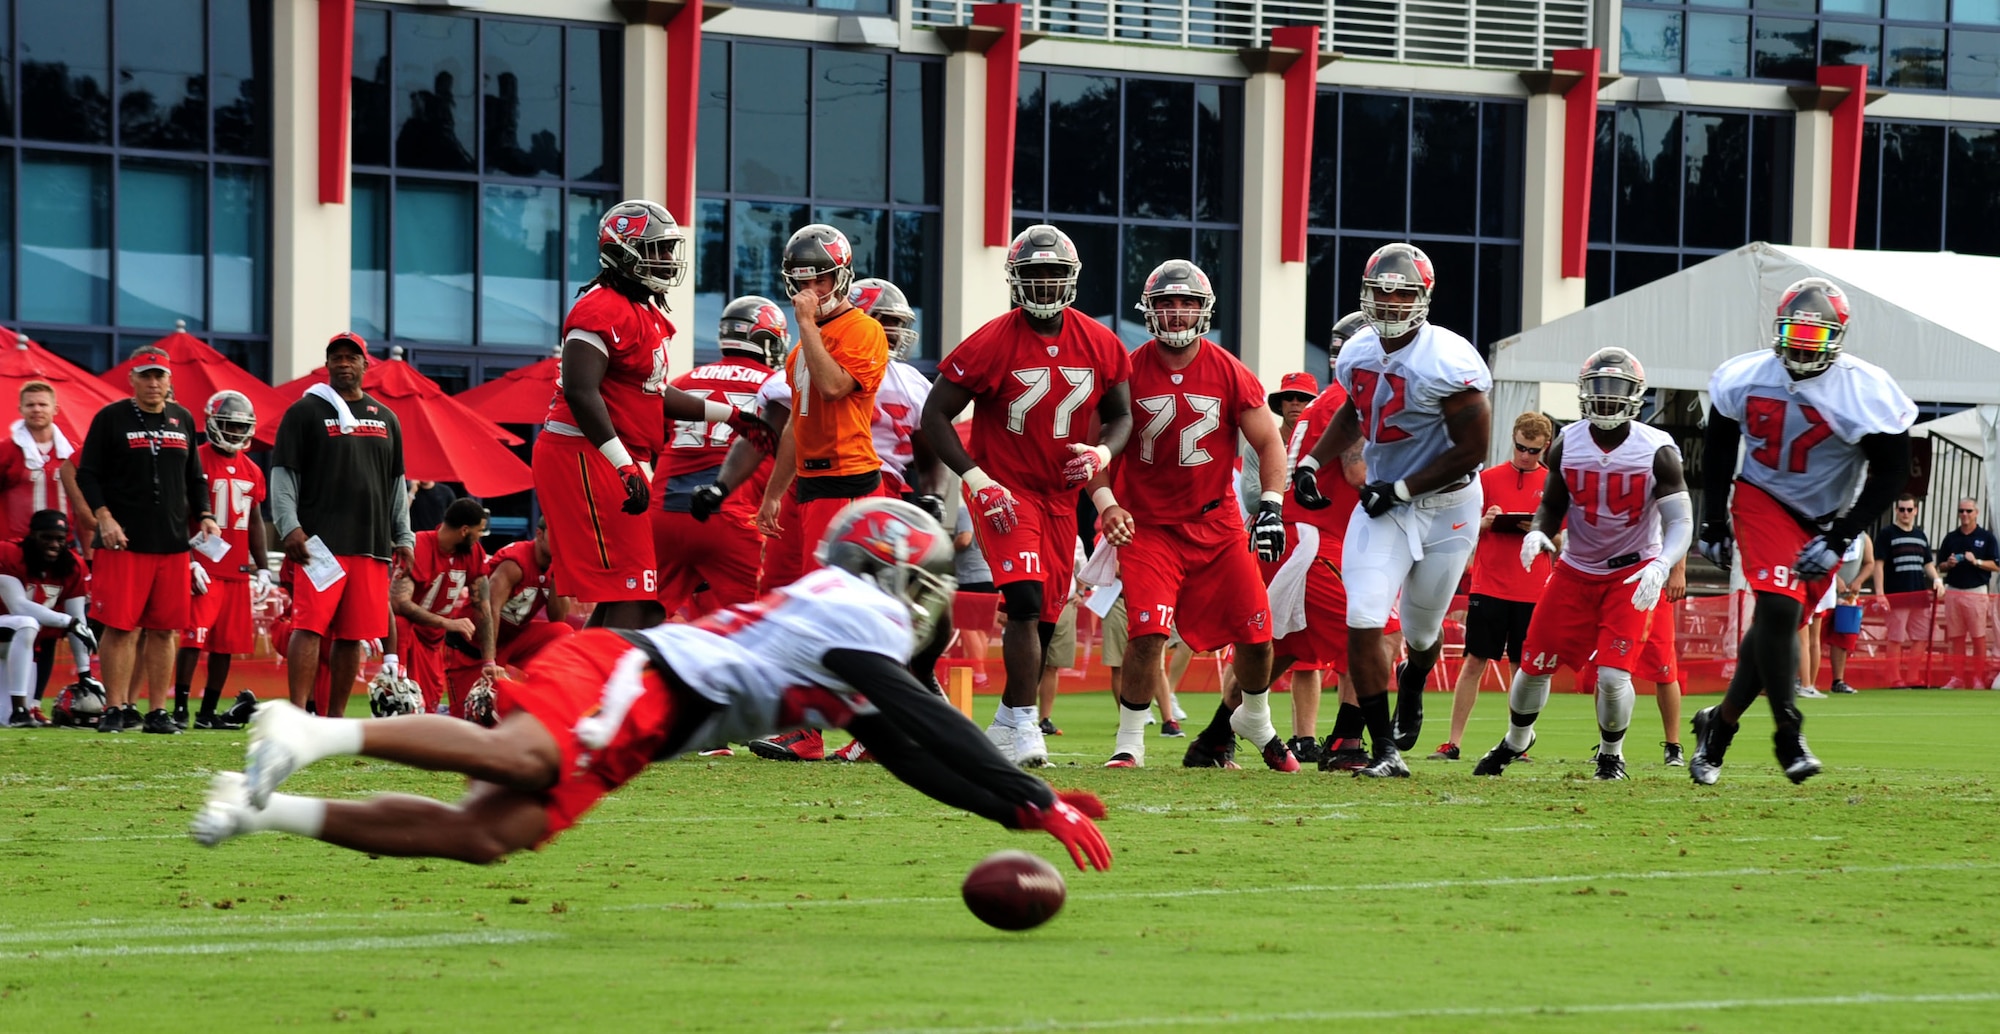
[1005,224,1081,319]
[597,199,687,296]
[1359,243,1435,339]
[817,498,957,649]
[782,224,856,317]
[849,278,919,361]
[1772,277,1849,376]
[718,295,790,366]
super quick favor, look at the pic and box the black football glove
[1292,463,1330,511]
[1697,519,1733,569]
[67,616,98,655]
[615,463,650,515]
[689,482,728,523]
[908,493,947,523]
[1251,500,1286,563]
[1358,480,1401,519]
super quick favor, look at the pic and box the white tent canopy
[1488,243,2000,527]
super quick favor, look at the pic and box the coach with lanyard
[76,344,221,734]
[272,333,414,719]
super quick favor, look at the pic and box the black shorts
[1463,594,1535,664]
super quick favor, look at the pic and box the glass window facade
[1013,71,1244,351]
[1305,91,1526,363]
[1,0,272,375]
[1586,105,1795,303]
[350,4,620,377]
[1852,117,2000,254]
[1622,1,1998,92]
[694,39,942,361]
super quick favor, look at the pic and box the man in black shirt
[1936,499,1999,689]
[271,334,414,718]
[1875,494,1944,688]
[76,345,221,734]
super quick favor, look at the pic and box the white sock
[1504,671,1551,750]
[306,712,367,762]
[1596,667,1635,758]
[248,793,328,838]
[1008,705,1040,729]
[990,702,1015,728]
[1114,704,1148,759]
[1229,690,1278,744]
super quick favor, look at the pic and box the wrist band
[702,399,734,423]
[1090,486,1119,512]
[597,437,635,469]
[1259,490,1283,505]
[1297,456,1320,473]
[964,466,997,493]
[1393,479,1412,502]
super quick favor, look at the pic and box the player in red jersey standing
[1086,261,1291,771]
[174,391,268,729]
[1471,349,1691,780]
[1691,279,1915,785]
[388,499,492,716]
[920,224,1133,768]
[534,200,772,630]
[654,296,786,616]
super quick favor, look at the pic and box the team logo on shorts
[626,578,638,589]
[1756,568,1769,583]
[1250,611,1266,629]
[1612,636,1632,656]
[1137,611,1151,624]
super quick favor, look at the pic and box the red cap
[1269,372,1319,406]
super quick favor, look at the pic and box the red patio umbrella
[0,329,129,443]
[275,357,532,498]
[99,322,293,448]
[453,354,559,425]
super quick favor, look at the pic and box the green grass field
[4,690,1998,1033]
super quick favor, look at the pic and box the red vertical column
[318,0,356,205]
[1552,48,1599,280]
[665,1,704,225]
[1271,25,1319,265]
[1817,64,1869,250]
[973,3,1022,248]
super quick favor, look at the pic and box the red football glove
[1014,791,1111,872]
[1061,443,1111,487]
[725,409,777,455]
[971,484,1019,535]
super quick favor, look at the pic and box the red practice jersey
[1287,387,1362,542]
[1469,463,1552,602]
[941,309,1131,498]
[0,540,89,641]
[1112,339,1265,525]
[195,444,267,583]
[548,285,674,464]
[404,529,487,647]
[488,539,552,640]
[657,356,773,479]
[0,438,73,541]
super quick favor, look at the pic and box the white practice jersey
[1334,323,1492,486]
[873,360,931,484]
[1708,351,1916,520]
[1555,419,1680,576]
[627,567,914,755]
[752,366,792,419]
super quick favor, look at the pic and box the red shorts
[91,548,192,631]
[497,619,573,669]
[794,480,897,572]
[396,621,446,712]
[495,629,684,844]
[533,432,659,604]
[1120,516,1272,654]
[1273,556,1350,673]
[1520,561,1656,676]
[290,554,390,641]
[759,491,806,594]
[965,486,1076,623]
[1732,480,1832,608]
[1635,598,1681,685]
[652,508,762,616]
[181,578,254,654]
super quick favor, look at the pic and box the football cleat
[190,772,254,848]
[1829,679,1856,695]
[985,722,1017,763]
[1103,752,1140,769]
[1159,720,1184,738]
[1472,733,1536,776]
[193,711,242,731]
[1594,753,1629,781]
[1391,662,1424,751]
[142,708,181,735]
[172,707,190,730]
[1039,716,1063,737]
[1253,736,1301,773]
[1013,722,1050,768]
[1182,737,1240,769]
[95,704,124,733]
[1662,741,1685,767]
[1318,736,1370,772]
[1775,727,1822,784]
[244,701,319,807]
[224,690,258,727]
[747,728,824,761]
[1286,735,1325,767]
[1688,706,1735,786]
[697,746,735,757]
[829,738,874,763]
[1427,742,1460,761]
[1354,747,1410,779]
[1796,682,1829,699]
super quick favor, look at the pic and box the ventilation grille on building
[910,0,1593,69]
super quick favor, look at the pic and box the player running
[654,296,786,615]
[848,278,944,516]
[1089,260,1291,771]
[191,500,1112,873]
[1292,245,1491,778]
[1690,278,1914,785]
[1471,348,1692,780]
[533,200,772,631]
[921,224,1133,768]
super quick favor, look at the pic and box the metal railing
[909,0,1593,70]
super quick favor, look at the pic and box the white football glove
[190,561,211,595]
[379,652,398,678]
[1794,535,1845,581]
[1520,530,1558,572]
[1624,558,1670,611]
[252,568,274,596]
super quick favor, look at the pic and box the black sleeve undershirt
[1828,432,1912,546]
[1700,409,1741,527]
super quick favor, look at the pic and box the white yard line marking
[0,929,554,961]
[605,859,2000,913]
[850,990,2000,1034]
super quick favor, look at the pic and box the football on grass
[961,850,1066,931]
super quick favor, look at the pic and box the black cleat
[1774,727,1823,784]
[1391,661,1424,751]
[171,707,190,731]
[1662,741,1685,767]
[1354,746,1410,778]
[1829,679,1856,695]
[1689,706,1737,786]
[193,711,242,731]
[96,706,124,733]
[1427,742,1460,761]
[1182,736,1239,769]
[1472,732,1535,776]
[1318,736,1370,772]
[1594,752,1628,780]
[1286,735,1324,767]
[224,690,258,726]
[141,708,180,735]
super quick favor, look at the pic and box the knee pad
[999,581,1044,623]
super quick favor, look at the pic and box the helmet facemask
[784,267,853,319]
[1773,315,1843,377]
[1009,260,1079,320]
[205,390,258,452]
[1360,284,1428,339]
[616,233,687,295]
[1579,371,1645,429]
[879,316,918,362]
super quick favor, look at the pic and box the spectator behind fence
[272,333,414,719]
[408,480,459,534]
[1875,494,1942,688]
[76,345,219,734]
[0,381,93,546]
[1936,499,1998,689]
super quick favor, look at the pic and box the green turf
[3,690,1998,1033]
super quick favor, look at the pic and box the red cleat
[1254,736,1301,773]
[830,738,874,763]
[748,728,824,761]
